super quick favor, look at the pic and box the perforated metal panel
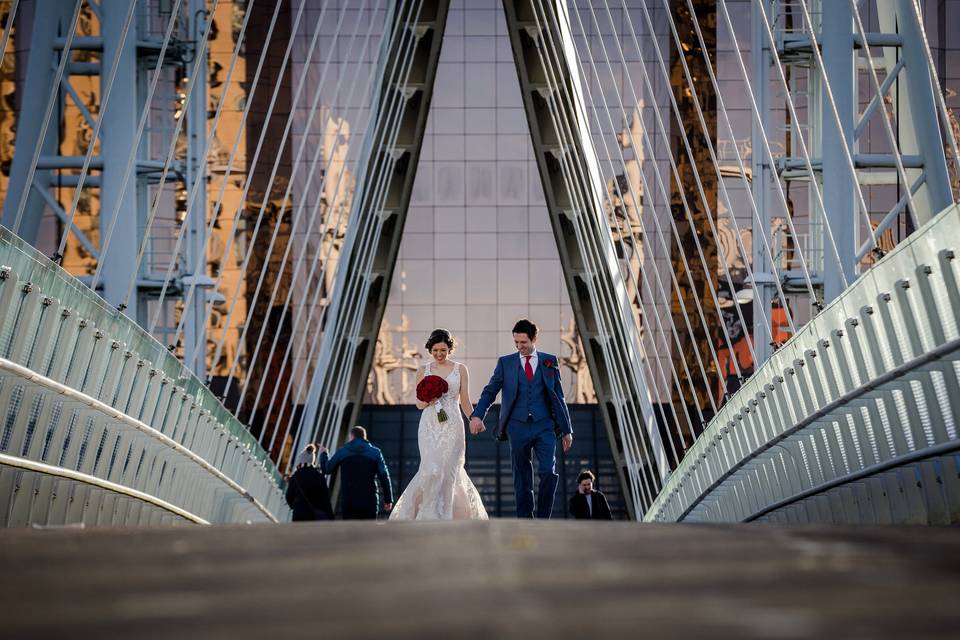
[647,204,960,524]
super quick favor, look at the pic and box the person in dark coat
[568,469,612,520]
[319,426,394,520]
[285,444,334,521]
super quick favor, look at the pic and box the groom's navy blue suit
[472,351,572,518]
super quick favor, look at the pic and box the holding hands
[469,416,486,435]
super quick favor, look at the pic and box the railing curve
[0,226,290,525]
[646,204,960,524]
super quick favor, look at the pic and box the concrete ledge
[1,521,958,638]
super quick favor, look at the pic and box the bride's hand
[469,417,485,435]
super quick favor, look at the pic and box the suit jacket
[471,351,572,441]
[568,491,613,520]
[320,439,394,514]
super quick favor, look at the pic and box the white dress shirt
[585,493,593,517]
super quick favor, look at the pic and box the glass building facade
[379,0,584,405]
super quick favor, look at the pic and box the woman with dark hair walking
[389,329,488,521]
[285,444,335,521]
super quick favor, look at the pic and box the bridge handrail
[0,225,288,518]
[0,356,278,521]
[0,451,210,525]
[645,203,960,522]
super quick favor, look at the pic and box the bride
[389,329,488,520]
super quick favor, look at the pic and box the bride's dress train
[390,362,488,520]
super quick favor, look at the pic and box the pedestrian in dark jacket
[285,444,334,521]
[568,469,612,520]
[319,426,394,520]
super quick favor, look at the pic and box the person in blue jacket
[319,426,394,520]
[470,318,573,519]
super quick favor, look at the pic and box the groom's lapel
[538,354,550,383]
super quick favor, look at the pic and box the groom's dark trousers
[508,417,559,518]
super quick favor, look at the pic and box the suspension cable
[295,0,426,467]
[11,0,83,234]
[55,0,138,262]
[170,0,289,370]
[244,4,383,431]
[126,0,258,317]
[218,0,370,407]
[201,0,337,377]
[88,0,187,293]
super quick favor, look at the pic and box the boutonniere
[543,358,556,369]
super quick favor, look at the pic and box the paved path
[1,521,958,639]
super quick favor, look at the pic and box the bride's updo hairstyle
[425,328,456,352]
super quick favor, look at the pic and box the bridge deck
[1,521,958,638]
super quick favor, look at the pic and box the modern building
[0,0,956,492]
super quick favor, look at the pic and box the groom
[470,319,573,518]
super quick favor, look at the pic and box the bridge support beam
[1,1,77,242]
[502,0,669,517]
[819,0,857,302]
[770,0,954,304]
[299,0,450,457]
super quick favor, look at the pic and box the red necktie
[524,355,534,382]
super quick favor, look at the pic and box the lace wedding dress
[389,362,488,521]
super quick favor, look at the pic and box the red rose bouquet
[416,374,449,422]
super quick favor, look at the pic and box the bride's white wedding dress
[389,361,488,521]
